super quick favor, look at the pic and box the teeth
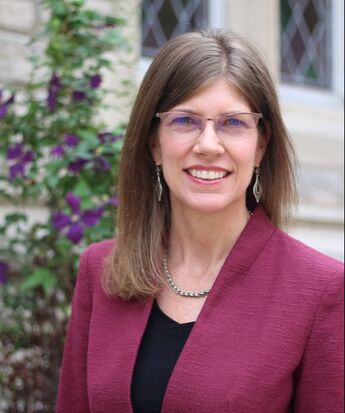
[189,169,227,180]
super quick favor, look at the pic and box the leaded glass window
[142,0,209,57]
[280,0,332,89]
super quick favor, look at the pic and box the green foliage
[0,0,130,411]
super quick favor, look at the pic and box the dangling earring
[155,164,163,202]
[253,166,262,203]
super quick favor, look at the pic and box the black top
[131,300,194,413]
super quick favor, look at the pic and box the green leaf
[73,179,91,197]
[21,268,57,293]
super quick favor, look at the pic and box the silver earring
[155,165,163,202]
[253,166,262,203]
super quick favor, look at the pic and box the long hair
[103,30,297,300]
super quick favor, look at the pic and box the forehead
[171,78,251,115]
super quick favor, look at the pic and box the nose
[193,120,225,156]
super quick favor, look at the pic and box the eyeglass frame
[155,111,263,139]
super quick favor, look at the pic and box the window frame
[278,0,344,109]
[137,0,226,81]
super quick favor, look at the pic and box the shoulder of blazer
[78,239,115,294]
[269,226,343,283]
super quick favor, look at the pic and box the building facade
[0,0,343,259]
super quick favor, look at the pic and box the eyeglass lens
[159,112,260,139]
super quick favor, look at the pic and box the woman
[56,30,344,413]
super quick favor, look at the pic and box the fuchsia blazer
[56,207,344,413]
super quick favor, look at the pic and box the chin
[184,196,237,215]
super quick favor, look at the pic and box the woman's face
[152,78,267,216]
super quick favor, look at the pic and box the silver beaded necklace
[162,254,210,298]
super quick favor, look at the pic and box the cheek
[227,141,259,165]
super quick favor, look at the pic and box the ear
[255,122,270,165]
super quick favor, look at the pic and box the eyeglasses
[156,111,263,141]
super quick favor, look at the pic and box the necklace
[162,254,210,298]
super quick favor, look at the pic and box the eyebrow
[169,108,252,116]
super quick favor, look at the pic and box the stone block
[0,30,32,85]
[0,0,36,34]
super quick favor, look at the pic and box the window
[141,0,209,58]
[280,0,332,89]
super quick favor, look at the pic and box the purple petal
[47,73,61,111]
[9,163,24,179]
[89,74,102,89]
[81,207,104,227]
[52,212,72,230]
[51,145,65,157]
[0,261,9,284]
[72,90,86,102]
[68,158,87,173]
[66,192,81,214]
[49,72,61,89]
[63,134,80,147]
[47,90,57,111]
[94,156,110,171]
[66,223,84,244]
[22,151,34,164]
[7,143,23,160]
[0,104,8,120]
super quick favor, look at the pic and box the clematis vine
[51,131,121,174]
[7,143,34,180]
[52,192,105,244]
[0,261,9,284]
[0,90,15,120]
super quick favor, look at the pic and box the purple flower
[68,158,88,173]
[89,74,102,89]
[51,145,65,157]
[0,261,9,284]
[97,132,122,144]
[52,192,104,244]
[63,134,80,147]
[0,92,15,120]
[47,72,61,111]
[6,143,34,180]
[72,90,86,102]
[94,156,110,171]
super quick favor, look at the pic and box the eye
[223,116,247,127]
[170,115,197,126]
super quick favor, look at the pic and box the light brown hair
[103,30,297,300]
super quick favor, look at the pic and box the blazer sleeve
[55,247,92,413]
[294,272,344,413]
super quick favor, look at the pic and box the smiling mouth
[187,169,230,181]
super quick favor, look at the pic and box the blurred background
[0,0,343,412]
[1,0,343,259]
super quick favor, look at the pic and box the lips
[186,167,230,181]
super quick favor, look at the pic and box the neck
[168,202,251,271]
